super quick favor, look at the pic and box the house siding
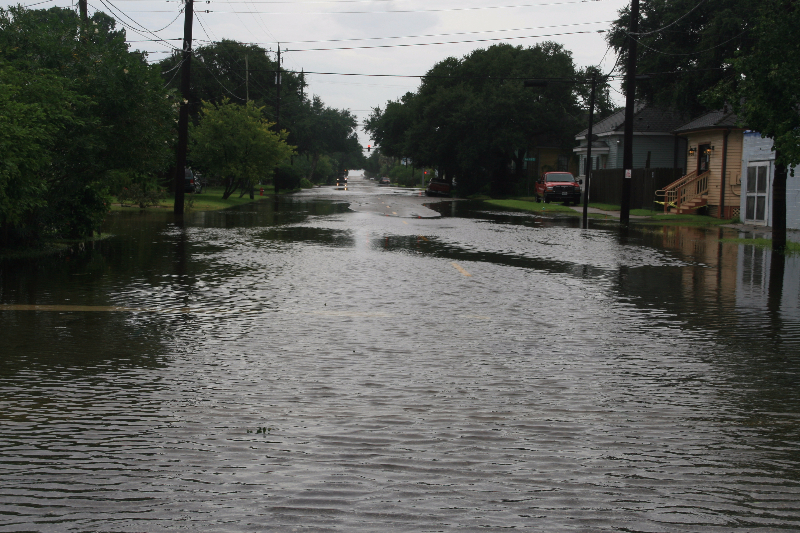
[578,133,682,175]
[681,129,744,217]
[740,132,800,229]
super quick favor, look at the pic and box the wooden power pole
[620,0,639,225]
[173,0,194,215]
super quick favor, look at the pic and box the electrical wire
[195,11,216,41]
[162,56,186,88]
[627,27,750,57]
[150,10,183,33]
[629,0,708,36]
[124,19,613,46]
[94,0,180,50]
[286,29,608,52]
[122,0,612,14]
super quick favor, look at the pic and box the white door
[745,162,770,224]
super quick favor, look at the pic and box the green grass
[111,186,279,212]
[719,238,800,254]
[484,199,576,213]
[482,196,742,227]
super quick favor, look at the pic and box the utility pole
[79,0,88,22]
[300,68,305,100]
[245,54,249,102]
[276,44,281,131]
[273,44,282,195]
[582,69,597,229]
[173,0,194,215]
[620,0,639,225]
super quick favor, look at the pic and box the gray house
[740,131,800,229]
[574,104,688,179]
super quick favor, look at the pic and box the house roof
[572,140,610,154]
[576,103,688,139]
[673,109,742,133]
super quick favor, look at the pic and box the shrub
[275,163,303,190]
[117,184,165,208]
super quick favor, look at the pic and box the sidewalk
[566,205,651,219]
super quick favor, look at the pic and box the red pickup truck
[534,171,582,205]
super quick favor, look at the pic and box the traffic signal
[367,145,371,152]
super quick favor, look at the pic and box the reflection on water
[1,197,800,531]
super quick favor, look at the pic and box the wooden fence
[587,168,683,209]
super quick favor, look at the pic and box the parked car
[534,171,582,205]
[379,177,391,185]
[184,168,201,194]
[425,178,451,197]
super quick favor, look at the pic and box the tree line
[365,0,798,206]
[364,42,614,197]
[0,6,365,247]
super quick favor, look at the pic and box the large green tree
[190,99,294,199]
[0,65,83,242]
[158,40,306,130]
[711,0,800,251]
[606,0,756,115]
[0,6,175,242]
[292,96,361,182]
[366,43,588,195]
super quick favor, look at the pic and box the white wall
[741,132,800,229]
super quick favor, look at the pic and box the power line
[286,29,608,52]
[92,0,180,50]
[122,0,612,14]
[627,27,750,56]
[284,69,625,81]
[630,0,708,37]
[125,19,613,46]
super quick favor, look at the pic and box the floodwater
[2,180,800,532]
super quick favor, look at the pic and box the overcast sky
[8,0,630,146]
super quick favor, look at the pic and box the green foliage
[718,1,800,168]
[299,177,314,189]
[0,64,78,236]
[158,39,305,127]
[293,96,361,181]
[365,43,586,196]
[388,164,423,187]
[0,6,175,244]
[485,199,576,213]
[117,184,166,208]
[275,162,303,191]
[190,99,294,199]
[607,0,756,115]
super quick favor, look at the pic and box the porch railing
[655,170,710,213]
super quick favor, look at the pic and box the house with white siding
[740,131,800,229]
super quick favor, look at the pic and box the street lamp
[524,72,599,229]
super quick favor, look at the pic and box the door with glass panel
[745,162,770,224]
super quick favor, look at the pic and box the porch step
[668,195,708,214]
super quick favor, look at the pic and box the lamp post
[525,73,599,229]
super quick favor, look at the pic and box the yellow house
[664,109,744,218]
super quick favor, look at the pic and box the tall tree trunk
[772,150,787,252]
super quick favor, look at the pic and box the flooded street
[2,179,800,532]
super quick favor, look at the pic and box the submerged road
[2,178,800,531]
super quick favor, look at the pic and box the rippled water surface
[2,185,800,532]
